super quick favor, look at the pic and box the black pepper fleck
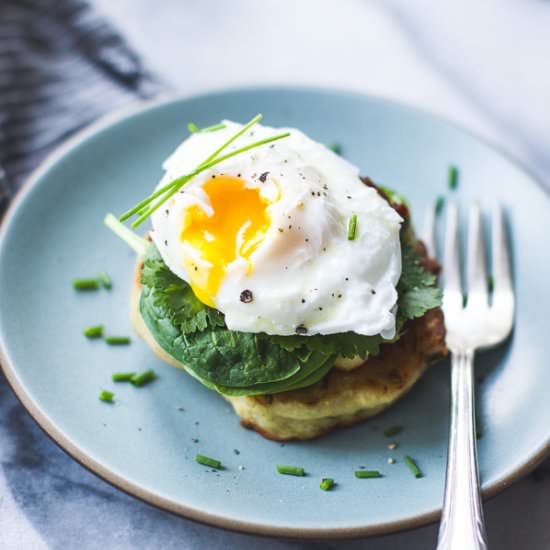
[164,240,168,246]
[295,324,308,335]
[240,289,254,303]
[371,289,376,295]
[259,171,269,182]
[301,299,306,303]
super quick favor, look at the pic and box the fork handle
[436,350,488,550]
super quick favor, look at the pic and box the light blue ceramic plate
[0,88,549,539]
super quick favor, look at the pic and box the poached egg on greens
[151,121,402,338]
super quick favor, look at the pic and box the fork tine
[466,203,488,306]
[422,201,437,258]
[491,205,512,293]
[442,202,463,311]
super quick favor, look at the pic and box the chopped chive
[83,325,104,338]
[99,390,114,403]
[131,368,156,387]
[276,464,305,476]
[119,115,290,228]
[320,478,335,491]
[129,131,290,228]
[354,470,382,479]
[105,336,131,345]
[112,372,136,382]
[188,121,226,133]
[404,455,423,478]
[487,275,494,293]
[196,454,222,469]
[435,195,445,215]
[119,114,263,223]
[448,165,459,190]
[328,143,342,155]
[463,294,468,308]
[347,213,358,240]
[98,271,112,289]
[383,425,403,437]
[73,278,100,290]
[104,213,149,257]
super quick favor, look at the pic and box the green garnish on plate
[98,389,114,403]
[196,454,222,469]
[105,336,131,345]
[83,325,104,338]
[320,478,335,491]
[404,455,423,478]
[448,164,459,190]
[354,470,382,479]
[73,278,100,290]
[277,465,305,476]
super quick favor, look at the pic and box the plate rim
[1,85,549,540]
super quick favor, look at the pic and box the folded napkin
[0,0,163,215]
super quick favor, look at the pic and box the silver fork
[424,202,514,550]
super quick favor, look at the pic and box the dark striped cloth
[0,0,164,215]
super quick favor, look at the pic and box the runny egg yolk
[180,175,271,307]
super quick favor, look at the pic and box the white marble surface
[2,1,550,548]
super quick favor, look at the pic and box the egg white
[151,121,402,338]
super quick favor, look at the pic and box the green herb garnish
[105,336,131,345]
[487,275,494,293]
[347,213,358,241]
[404,455,423,478]
[104,213,148,256]
[448,165,459,190]
[355,470,382,479]
[131,369,156,387]
[188,122,226,133]
[112,372,137,382]
[320,478,335,491]
[383,425,403,437]
[98,271,112,289]
[277,465,305,476]
[328,143,342,155]
[73,278,100,290]
[435,195,445,215]
[99,390,114,403]
[119,114,290,228]
[196,454,222,469]
[83,325,104,338]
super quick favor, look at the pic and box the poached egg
[151,121,402,338]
